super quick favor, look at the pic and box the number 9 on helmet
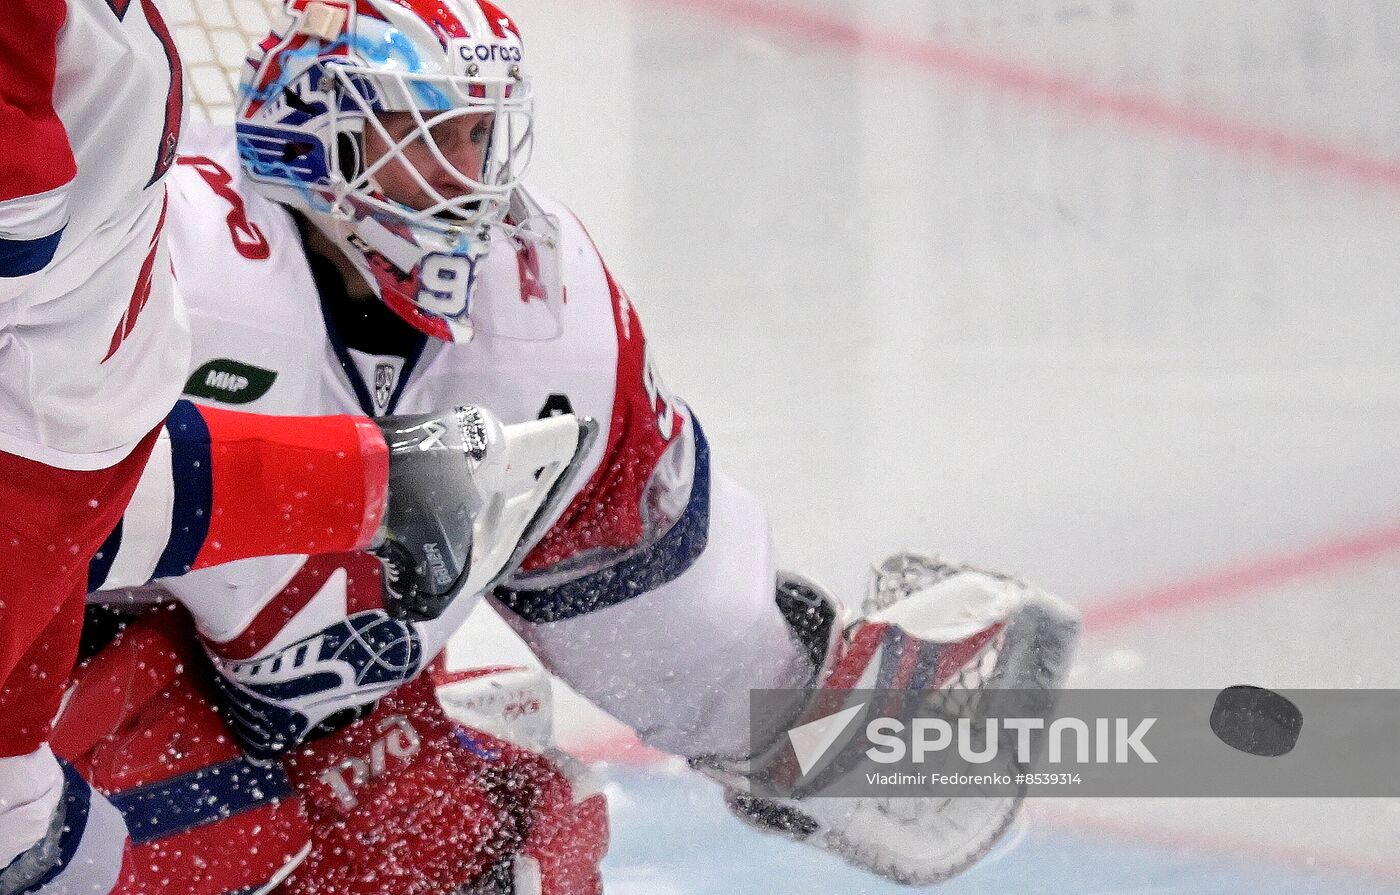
[235,0,562,343]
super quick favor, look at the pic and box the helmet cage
[326,61,535,238]
[235,0,558,344]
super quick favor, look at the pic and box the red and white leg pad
[282,661,607,895]
[50,609,311,895]
[50,616,610,895]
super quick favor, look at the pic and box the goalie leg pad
[50,611,310,895]
[281,671,608,895]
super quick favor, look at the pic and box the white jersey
[0,0,190,469]
[130,125,804,760]
[165,131,621,434]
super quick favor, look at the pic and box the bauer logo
[423,542,452,587]
[183,358,277,404]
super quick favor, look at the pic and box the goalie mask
[236,0,562,343]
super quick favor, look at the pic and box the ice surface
[452,0,1400,890]
[599,765,1400,895]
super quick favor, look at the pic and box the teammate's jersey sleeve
[85,399,388,593]
[79,127,391,594]
[0,3,74,282]
[0,0,190,466]
[0,0,184,287]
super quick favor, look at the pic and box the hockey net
[168,0,287,123]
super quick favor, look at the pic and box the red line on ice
[653,0,1400,190]
[1082,523,1400,632]
[533,3,1400,877]
[644,0,1400,625]
[575,522,1400,764]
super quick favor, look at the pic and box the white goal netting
[167,0,286,123]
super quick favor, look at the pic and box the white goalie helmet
[236,0,561,342]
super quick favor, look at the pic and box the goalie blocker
[371,407,598,623]
[694,553,1080,886]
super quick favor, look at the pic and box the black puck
[1210,685,1302,757]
